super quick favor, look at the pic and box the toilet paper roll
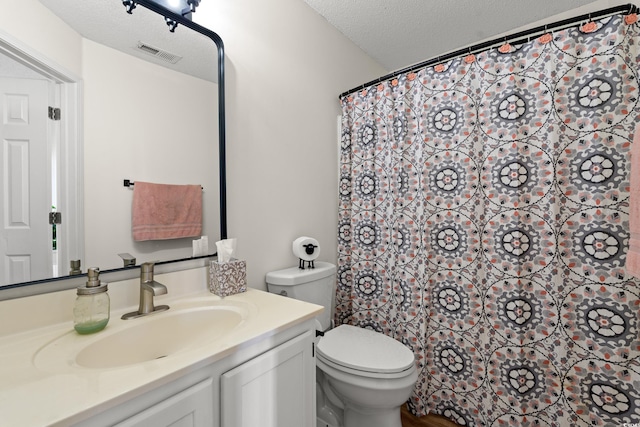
[293,236,320,261]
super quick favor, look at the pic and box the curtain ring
[464,47,475,64]
[498,36,511,54]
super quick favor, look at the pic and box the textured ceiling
[302,0,617,71]
[36,0,629,80]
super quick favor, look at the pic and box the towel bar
[124,179,203,190]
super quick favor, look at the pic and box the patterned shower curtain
[337,13,640,426]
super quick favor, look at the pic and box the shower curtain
[337,13,640,426]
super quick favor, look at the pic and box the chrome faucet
[121,262,170,319]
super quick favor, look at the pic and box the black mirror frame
[0,0,226,297]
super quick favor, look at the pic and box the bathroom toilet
[266,262,418,427]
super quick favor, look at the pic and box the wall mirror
[0,0,226,292]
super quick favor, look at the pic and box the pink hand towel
[132,181,202,241]
[626,124,640,277]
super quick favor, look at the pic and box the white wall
[0,0,81,75]
[193,0,386,289]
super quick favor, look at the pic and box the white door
[0,77,51,286]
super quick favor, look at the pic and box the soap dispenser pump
[73,267,110,334]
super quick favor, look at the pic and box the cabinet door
[114,378,213,427]
[221,331,315,427]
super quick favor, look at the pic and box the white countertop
[0,269,322,427]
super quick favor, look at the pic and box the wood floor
[401,405,461,427]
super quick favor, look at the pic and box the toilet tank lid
[265,262,336,286]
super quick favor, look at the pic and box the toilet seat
[316,325,415,379]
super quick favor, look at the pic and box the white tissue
[292,236,320,261]
[216,238,237,263]
[192,236,210,257]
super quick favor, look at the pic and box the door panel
[0,78,50,286]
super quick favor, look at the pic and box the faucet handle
[141,262,155,272]
[142,281,167,296]
[118,253,136,267]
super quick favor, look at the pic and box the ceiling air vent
[136,42,182,64]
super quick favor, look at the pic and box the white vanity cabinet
[114,378,214,427]
[72,320,316,427]
[221,330,315,427]
[0,285,323,427]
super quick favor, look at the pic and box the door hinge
[48,107,61,121]
[49,212,62,225]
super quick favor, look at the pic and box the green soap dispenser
[73,267,110,334]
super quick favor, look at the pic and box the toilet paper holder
[299,243,318,269]
[293,236,320,270]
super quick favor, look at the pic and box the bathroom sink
[76,307,243,368]
[34,299,252,370]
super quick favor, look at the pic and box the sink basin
[34,299,252,370]
[77,307,243,368]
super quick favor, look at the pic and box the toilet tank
[265,261,336,331]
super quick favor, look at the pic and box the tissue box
[209,259,247,297]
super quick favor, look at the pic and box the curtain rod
[340,3,639,99]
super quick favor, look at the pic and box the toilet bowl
[266,262,418,427]
[316,325,418,427]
